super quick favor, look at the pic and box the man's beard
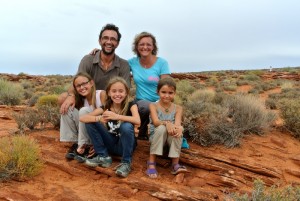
[102,46,115,55]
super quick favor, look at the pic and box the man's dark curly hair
[99,24,121,42]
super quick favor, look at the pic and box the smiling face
[158,85,176,104]
[74,76,94,97]
[137,36,154,57]
[99,30,119,55]
[108,81,127,104]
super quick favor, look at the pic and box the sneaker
[115,163,131,178]
[65,143,78,160]
[73,146,90,163]
[74,154,87,163]
[85,155,112,168]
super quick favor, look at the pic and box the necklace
[159,102,172,113]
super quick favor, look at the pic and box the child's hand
[173,126,183,138]
[102,110,120,121]
[134,125,140,137]
[166,122,176,136]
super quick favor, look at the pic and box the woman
[129,32,170,140]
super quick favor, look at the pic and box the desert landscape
[0,69,300,201]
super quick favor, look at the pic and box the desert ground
[0,70,300,201]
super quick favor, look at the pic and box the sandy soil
[1,103,300,201]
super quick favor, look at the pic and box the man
[59,24,131,114]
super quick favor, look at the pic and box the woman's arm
[79,108,104,123]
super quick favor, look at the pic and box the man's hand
[89,48,100,55]
[60,95,75,114]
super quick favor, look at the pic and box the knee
[120,122,134,135]
[156,125,167,134]
[79,107,91,116]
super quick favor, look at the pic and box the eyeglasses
[75,80,90,89]
[101,36,118,43]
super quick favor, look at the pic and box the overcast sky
[0,0,299,75]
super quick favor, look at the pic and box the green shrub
[36,95,60,129]
[188,93,276,147]
[176,80,196,103]
[0,79,24,105]
[280,99,300,139]
[12,108,40,133]
[37,94,58,107]
[223,85,237,91]
[242,74,261,81]
[0,136,43,181]
[38,105,60,129]
[49,84,70,95]
[236,80,249,86]
[229,179,300,201]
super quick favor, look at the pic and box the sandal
[171,164,187,175]
[146,161,158,178]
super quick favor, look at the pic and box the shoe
[115,163,131,178]
[74,154,87,163]
[74,148,96,163]
[65,143,78,160]
[73,145,90,163]
[85,155,112,168]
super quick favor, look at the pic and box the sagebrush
[0,136,43,181]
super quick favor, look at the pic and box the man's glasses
[101,36,118,43]
[75,80,90,89]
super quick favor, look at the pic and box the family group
[58,24,188,178]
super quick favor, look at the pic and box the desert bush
[36,94,58,107]
[38,105,60,129]
[280,99,300,139]
[12,108,40,133]
[20,79,33,90]
[241,74,261,81]
[176,80,196,103]
[281,81,294,90]
[187,93,276,147]
[35,94,60,128]
[49,84,70,95]
[236,80,249,86]
[0,136,43,181]
[207,76,219,87]
[223,85,237,91]
[266,88,300,111]
[229,179,300,201]
[0,79,24,105]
